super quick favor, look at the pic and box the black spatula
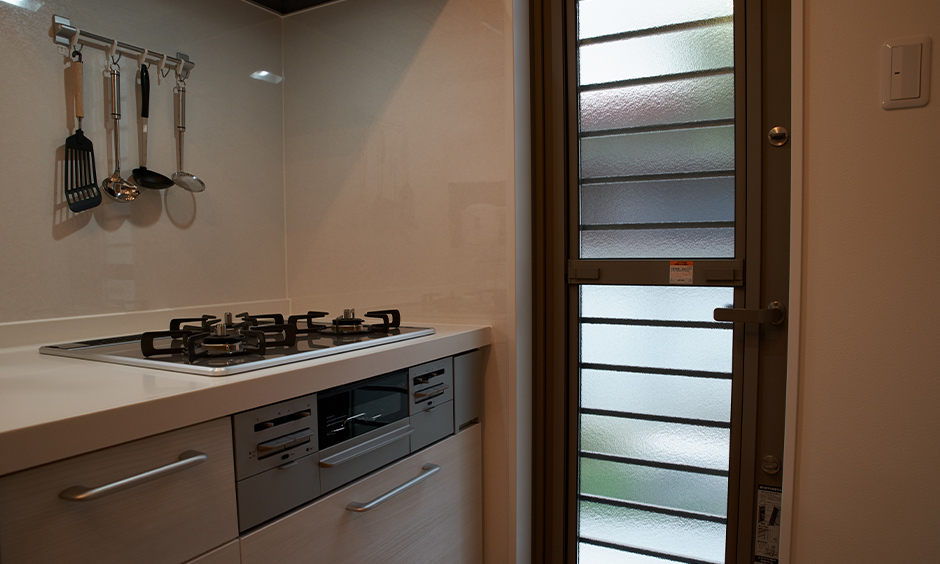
[64,52,102,212]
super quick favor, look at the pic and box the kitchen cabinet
[0,418,238,564]
[184,541,241,564]
[239,424,483,564]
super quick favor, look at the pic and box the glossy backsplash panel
[282,0,515,326]
[0,0,286,324]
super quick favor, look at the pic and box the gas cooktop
[39,309,434,376]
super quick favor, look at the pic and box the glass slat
[580,457,729,517]
[582,369,731,423]
[580,414,730,471]
[580,501,726,564]
[579,24,733,86]
[580,324,732,373]
[581,176,734,227]
[580,541,688,564]
[578,0,733,40]
[580,226,733,259]
[581,285,733,323]
[581,74,734,133]
[580,126,734,180]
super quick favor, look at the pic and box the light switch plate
[882,36,932,109]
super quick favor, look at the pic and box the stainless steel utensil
[131,64,173,190]
[101,63,139,202]
[172,80,205,192]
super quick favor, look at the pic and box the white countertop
[0,324,490,476]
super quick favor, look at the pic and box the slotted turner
[64,54,101,212]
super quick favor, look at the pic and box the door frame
[528,1,805,562]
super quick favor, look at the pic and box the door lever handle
[714,301,786,325]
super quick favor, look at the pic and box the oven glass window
[318,370,409,449]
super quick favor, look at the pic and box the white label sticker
[669,261,693,284]
[755,485,782,564]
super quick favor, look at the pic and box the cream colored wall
[0,0,285,325]
[795,0,940,561]
[281,0,519,561]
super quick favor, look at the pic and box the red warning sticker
[669,261,693,284]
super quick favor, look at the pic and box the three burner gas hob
[39,308,434,376]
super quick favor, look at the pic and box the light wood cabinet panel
[0,418,238,564]
[185,540,241,564]
[240,424,482,564]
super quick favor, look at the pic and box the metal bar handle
[319,425,414,469]
[714,300,786,325]
[346,463,441,513]
[58,450,208,502]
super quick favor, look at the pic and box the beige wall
[281,0,520,560]
[794,0,940,561]
[0,0,285,325]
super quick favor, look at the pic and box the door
[531,1,791,563]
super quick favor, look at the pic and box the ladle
[172,80,205,192]
[131,64,173,190]
[101,63,139,202]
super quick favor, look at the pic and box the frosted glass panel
[581,324,732,373]
[579,0,733,40]
[580,543,678,564]
[581,74,734,132]
[581,501,726,564]
[581,458,728,516]
[581,126,733,180]
[581,414,729,471]
[582,285,733,323]
[581,177,733,225]
[579,24,733,86]
[581,227,733,259]
[582,369,731,422]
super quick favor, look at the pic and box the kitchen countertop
[0,323,490,477]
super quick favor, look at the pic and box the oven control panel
[232,392,317,481]
[409,356,454,413]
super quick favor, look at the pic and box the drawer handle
[414,385,449,401]
[58,450,208,502]
[319,426,414,469]
[346,463,441,513]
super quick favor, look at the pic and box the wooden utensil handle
[73,60,83,120]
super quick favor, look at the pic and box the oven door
[317,369,413,492]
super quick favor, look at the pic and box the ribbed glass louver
[576,1,736,563]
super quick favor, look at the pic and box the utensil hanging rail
[52,15,195,80]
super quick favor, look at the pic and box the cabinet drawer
[184,540,241,564]
[0,418,238,564]
[241,424,482,564]
[410,400,454,452]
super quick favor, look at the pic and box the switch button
[882,36,932,110]
[890,43,922,100]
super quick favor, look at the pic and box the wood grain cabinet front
[240,424,482,564]
[0,417,238,564]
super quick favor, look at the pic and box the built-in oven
[231,359,461,532]
[317,369,413,492]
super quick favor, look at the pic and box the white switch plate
[882,36,932,109]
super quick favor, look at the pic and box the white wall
[0,0,286,327]
[794,0,940,561]
[281,0,520,560]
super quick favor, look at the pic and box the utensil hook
[138,48,148,68]
[109,39,122,66]
[174,59,186,84]
[158,54,170,79]
[69,29,82,56]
